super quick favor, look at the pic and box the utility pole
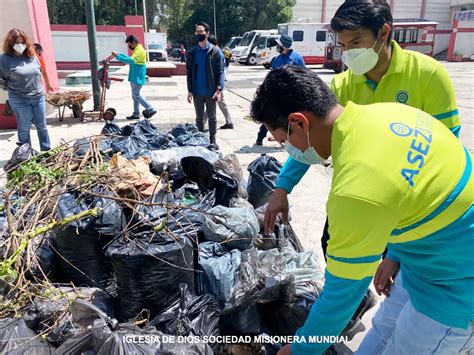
[134,0,138,15]
[85,0,100,110]
[142,0,149,62]
[213,0,217,37]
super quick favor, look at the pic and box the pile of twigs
[0,136,204,317]
[45,91,91,106]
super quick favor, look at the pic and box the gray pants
[203,91,232,125]
[193,95,217,138]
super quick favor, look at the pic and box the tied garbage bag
[3,143,38,174]
[52,188,124,288]
[201,205,259,251]
[148,133,179,150]
[149,283,221,340]
[170,123,210,147]
[108,153,162,197]
[23,287,114,346]
[0,318,54,354]
[215,154,248,200]
[105,230,195,321]
[101,121,123,135]
[247,154,282,208]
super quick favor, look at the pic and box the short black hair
[251,66,338,131]
[34,43,43,53]
[125,34,139,44]
[208,35,217,46]
[195,22,211,33]
[331,0,393,42]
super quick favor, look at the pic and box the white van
[277,21,332,64]
[233,30,278,65]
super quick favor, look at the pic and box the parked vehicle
[146,31,167,61]
[233,30,278,65]
[277,21,330,65]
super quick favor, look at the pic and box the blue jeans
[356,274,474,354]
[8,95,51,151]
[130,82,153,116]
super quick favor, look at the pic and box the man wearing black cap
[256,34,305,146]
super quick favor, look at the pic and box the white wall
[454,20,474,58]
[52,31,128,62]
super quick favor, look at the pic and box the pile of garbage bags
[0,121,359,354]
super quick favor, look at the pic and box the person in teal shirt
[112,34,156,120]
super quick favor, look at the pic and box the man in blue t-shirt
[256,34,305,146]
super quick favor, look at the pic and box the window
[293,30,304,41]
[278,24,288,35]
[268,38,278,48]
[254,36,266,49]
[316,31,327,42]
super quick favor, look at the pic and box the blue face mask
[284,122,323,165]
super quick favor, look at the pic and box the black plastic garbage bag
[198,242,241,305]
[133,119,159,138]
[73,137,112,158]
[23,287,114,346]
[148,133,179,150]
[52,188,124,288]
[3,143,38,174]
[29,233,56,280]
[0,318,54,354]
[101,121,123,136]
[201,205,259,251]
[110,135,149,160]
[106,230,195,321]
[180,155,238,207]
[150,283,221,340]
[220,297,263,336]
[247,154,282,208]
[57,319,212,355]
[170,124,209,147]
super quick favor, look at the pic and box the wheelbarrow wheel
[72,103,84,119]
[103,108,116,121]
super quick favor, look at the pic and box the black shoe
[353,289,378,321]
[126,114,140,120]
[220,123,234,129]
[142,108,157,119]
[255,140,263,146]
[209,142,220,150]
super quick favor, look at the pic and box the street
[0,60,472,351]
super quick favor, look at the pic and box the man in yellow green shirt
[252,65,473,355]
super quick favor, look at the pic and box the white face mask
[341,37,385,76]
[13,43,26,55]
[284,122,324,165]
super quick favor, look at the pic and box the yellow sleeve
[422,65,461,137]
[132,46,147,65]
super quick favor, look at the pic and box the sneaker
[209,142,220,150]
[143,108,157,119]
[353,289,378,321]
[126,114,140,120]
[255,140,263,146]
[220,123,234,130]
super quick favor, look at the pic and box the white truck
[233,29,278,65]
[277,21,332,65]
[145,31,167,62]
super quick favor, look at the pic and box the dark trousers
[193,95,217,140]
[257,124,268,143]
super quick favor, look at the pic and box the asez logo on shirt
[396,90,409,104]
[389,114,433,188]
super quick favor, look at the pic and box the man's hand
[111,51,117,58]
[212,90,222,102]
[373,258,400,297]
[264,188,289,235]
[277,344,292,355]
[187,92,193,103]
[46,84,54,93]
